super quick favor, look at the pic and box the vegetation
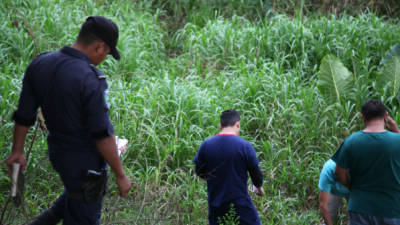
[1,0,400,224]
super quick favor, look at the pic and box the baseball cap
[83,16,120,60]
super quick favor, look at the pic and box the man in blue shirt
[319,159,350,225]
[6,16,131,225]
[194,109,264,225]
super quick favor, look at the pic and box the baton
[11,163,20,197]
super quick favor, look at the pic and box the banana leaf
[382,42,400,65]
[377,56,400,103]
[317,54,353,104]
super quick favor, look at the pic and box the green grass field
[1,0,400,224]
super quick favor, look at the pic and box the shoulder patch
[89,64,107,79]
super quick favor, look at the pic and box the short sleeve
[246,143,259,169]
[82,71,113,140]
[12,63,39,126]
[318,163,333,193]
[331,140,350,169]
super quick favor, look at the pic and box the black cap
[83,16,120,60]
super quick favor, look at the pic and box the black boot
[28,209,61,225]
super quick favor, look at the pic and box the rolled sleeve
[82,73,113,140]
[13,65,38,127]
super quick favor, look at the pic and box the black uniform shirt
[13,46,114,150]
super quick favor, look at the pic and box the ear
[218,123,222,130]
[93,41,105,53]
[361,113,366,123]
[236,121,240,128]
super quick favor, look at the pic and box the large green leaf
[376,56,400,102]
[383,42,400,65]
[380,43,400,105]
[317,54,353,104]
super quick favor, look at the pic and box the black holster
[81,169,108,203]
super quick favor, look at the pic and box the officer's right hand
[6,152,26,174]
[116,174,131,197]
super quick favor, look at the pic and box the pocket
[82,170,108,203]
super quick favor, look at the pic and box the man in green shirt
[333,99,400,224]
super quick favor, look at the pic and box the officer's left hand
[116,174,131,197]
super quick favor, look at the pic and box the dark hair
[76,26,102,46]
[220,109,240,128]
[361,99,386,121]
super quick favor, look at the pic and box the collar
[216,133,236,136]
[60,46,93,64]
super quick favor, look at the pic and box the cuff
[91,125,114,140]
[12,111,35,127]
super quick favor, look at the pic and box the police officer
[6,16,131,225]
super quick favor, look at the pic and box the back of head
[361,99,386,121]
[220,109,240,128]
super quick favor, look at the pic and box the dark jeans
[209,196,260,225]
[349,211,400,225]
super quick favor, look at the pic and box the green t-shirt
[332,131,400,218]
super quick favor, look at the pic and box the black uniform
[13,46,113,225]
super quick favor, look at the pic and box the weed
[1,0,399,224]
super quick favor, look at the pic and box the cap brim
[110,47,120,60]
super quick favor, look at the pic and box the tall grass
[1,0,400,224]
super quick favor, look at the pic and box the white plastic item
[11,163,20,197]
[115,136,129,156]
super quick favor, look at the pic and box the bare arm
[6,124,29,172]
[96,136,131,197]
[335,165,350,189]
[319,191,333,225]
